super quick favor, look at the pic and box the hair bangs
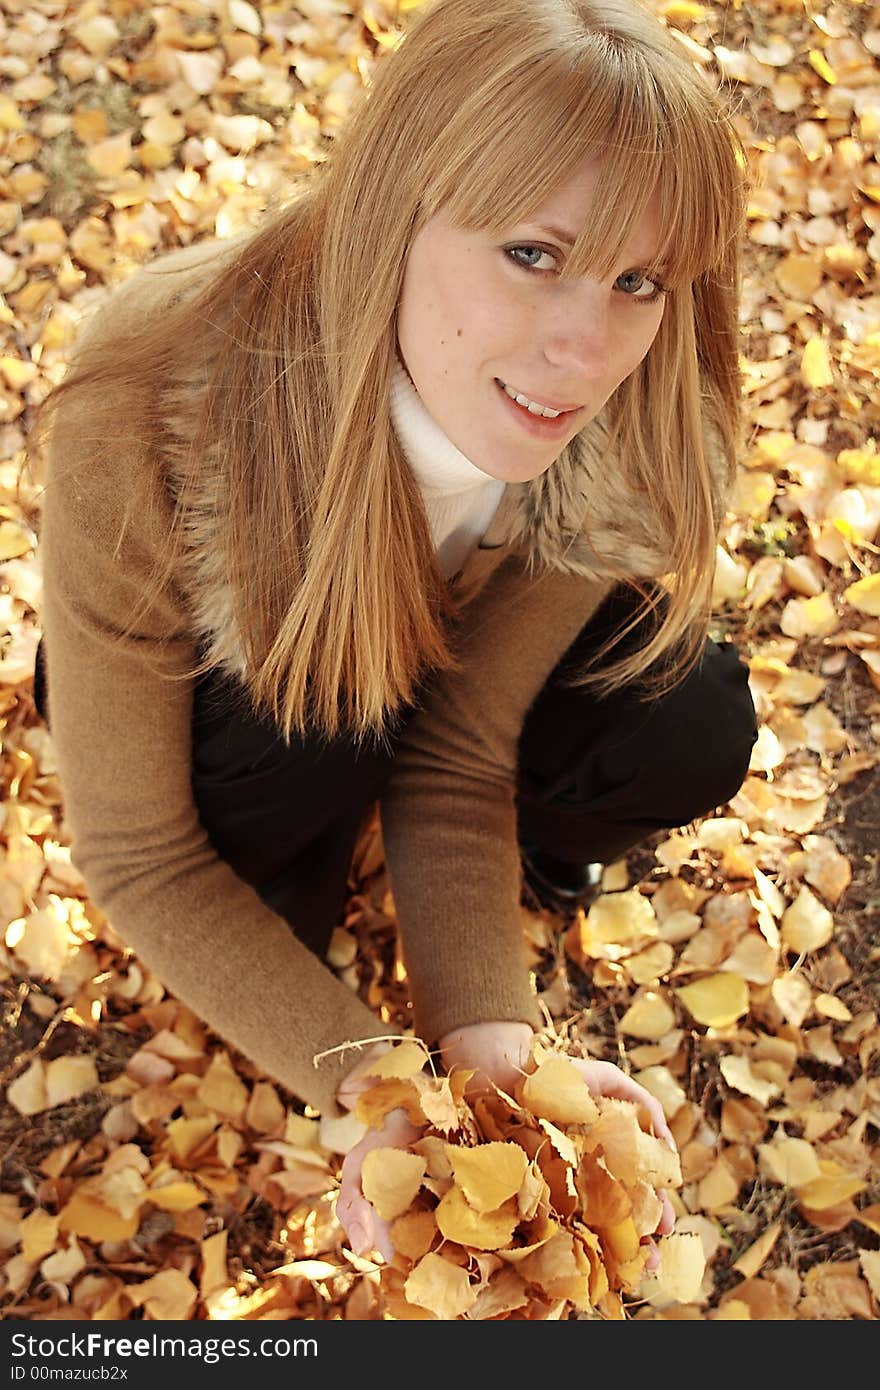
[443,31,743,292]
[426,49,622,237]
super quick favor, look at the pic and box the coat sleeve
[38,395,398,1118]
[379,553,611,1046]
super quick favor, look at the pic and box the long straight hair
[33,0,746,741]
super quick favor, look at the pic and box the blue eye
[505,244,558,273]
[615,270,669,303]
[505,245,670,303]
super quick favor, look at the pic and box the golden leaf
[196,1050,249,1121]
[601,1215,641,1265]
[361,1148,426,1222]
[404,1252,476,1319]
[758,1137,822,1187]
[166,1116,217,1163]
[0,519,31,556]
[643,1232,706,1305]
[446,1142,528,1212]
[814,992,851,1021]
[771,972,813,1028]
[780,592,838,640]
[624,941,675,986]
[516,1230,594,1310]
[435,1186,519,1251]
[800,337,834,387]
[126,1269,198,1321]
[858,1251,880,1301]
[675,973,750,1028]
[355,1077,423,1128]
[40,1236,87,1287]
[518,1056,600,1125]
[732,1221,782,1279]
[585,888,658,946]
[86,132,132,179]
[572,1150,628,1228]
[719,1055,780,1106]
[21,1208,60,1264]
[390,1209,437,1262]
[796,1162,867,1210]
[517,1158,550,1220]
[145,1182,207,1213]
[618,991,676,1040]
[355,1040,428,1081]
[807,48,836,83]
[6,1060,48,1116]
[469,1267,530,1319]
[58,1190,140,1243]
[417,1076,462,1133]
[781,886,834,953]
[45,1055,99,1109]
[843,572,880,616]
[803,835,851,902]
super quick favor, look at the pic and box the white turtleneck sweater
[389,355,506,579]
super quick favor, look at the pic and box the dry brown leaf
[404,1252,476,1319]
[446,1142,528,1212]
[618,991,677,1040]
[518,1056,600,1125]
[675,973,750,1028]
[434,1186,520,1251]
[361,1148,427,1222]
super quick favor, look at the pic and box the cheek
[618,310,664,376]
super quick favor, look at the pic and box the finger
[658,1191,676,1235]
[572,1061,676,1149]
[337,1185,373,1253]
[372,1222,396,1264]
[641,1236,660,1273]
[600,1070,675,1148]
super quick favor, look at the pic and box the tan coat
[38,240,726,1114]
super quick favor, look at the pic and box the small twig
[311,1033,434,1073]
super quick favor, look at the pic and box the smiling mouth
[495,379,582,416]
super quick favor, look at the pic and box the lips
[495,379,582,414]
[494,378,582,438]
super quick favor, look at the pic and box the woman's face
[396,154,667,484]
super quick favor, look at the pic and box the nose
[541,280,612,380]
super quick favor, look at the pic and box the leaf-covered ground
[0,0,878,1321]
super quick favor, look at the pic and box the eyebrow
[530,224,577,246]
[527,223,666,270]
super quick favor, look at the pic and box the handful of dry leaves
[348,1039,704,1319]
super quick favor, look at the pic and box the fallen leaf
[435,1186,520,1252]
[518,1056,600,1125]
[618,991,677,1040]
[732,1221,782,1279]
[360,1148,427,1222]
[404,1252,476,1319]
[675,973,750,1028]
[446,1142,528,1212]
[781,886,835,953]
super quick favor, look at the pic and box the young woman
[34,0,757,1263]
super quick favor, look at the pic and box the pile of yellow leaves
[347,1041,697,1320]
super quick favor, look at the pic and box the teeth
[500,381,564,419]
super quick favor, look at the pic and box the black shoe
[520,844,603,914]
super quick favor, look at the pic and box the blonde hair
[33,0,746,741]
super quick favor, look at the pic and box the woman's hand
[336,1106,421,1261]
[437,1021,677,1267]
[437,1020,535,1097]
[334,1042,421,1261]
